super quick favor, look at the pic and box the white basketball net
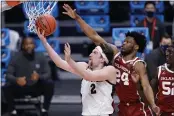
[23,1,57,33]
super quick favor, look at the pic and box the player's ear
[101,57,105,64]
[135,45,139,51]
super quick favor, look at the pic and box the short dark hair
[160,33,172,42]
[126,31,147,53]
[144,1,156,8]
[99,43,114,65]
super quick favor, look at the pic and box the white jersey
[81,79,114,115]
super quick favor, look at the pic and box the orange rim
[6,1,21,7]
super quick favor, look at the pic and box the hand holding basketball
[35,14,57,36]
[64,43,71,62]
[36,28,46,42]
[62,4,77,19]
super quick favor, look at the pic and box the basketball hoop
[23,1,57,33]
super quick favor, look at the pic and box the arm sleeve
[39,55,51,80]
[6,57,17,84]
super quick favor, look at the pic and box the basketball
[35,14,57,36]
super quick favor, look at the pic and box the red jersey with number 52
[156,63,174,112]
[114,53,144,102]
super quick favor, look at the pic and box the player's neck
[168,63,174,71]
[92,64,104,71]
[168,64,174,71]
[122,53,136,62]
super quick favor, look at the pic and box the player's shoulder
[104,65,116,72]
[133,58,146,66]
[134,59,146,70]
[157,64,166,70]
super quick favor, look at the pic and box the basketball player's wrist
[41,39,48,45]
[150,102,156,108]
[75,14,80,20]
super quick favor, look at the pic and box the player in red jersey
[151,44,174,116]
[62,4,160,116]
[113,32,155,116]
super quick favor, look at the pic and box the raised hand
[62,4,77,19]
[64,43,71,62]
[36,27,46,42]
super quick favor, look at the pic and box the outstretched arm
[134,62,160,115]
[62,4,118,55]
[36,29,87,75]
[150,68,159,96]
[62,4,105,45]
[64,43,116,82]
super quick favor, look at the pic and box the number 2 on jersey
[90,84,96,94]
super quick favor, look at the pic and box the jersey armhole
[157,66,162,79]
[114,52,120,59]
[133,60,147,67]
[106,80,116,86]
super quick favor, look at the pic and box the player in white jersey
[37,29,117,116]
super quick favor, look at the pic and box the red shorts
[118,102,153,116]
[158,104,174,116]
[160,112,174,116]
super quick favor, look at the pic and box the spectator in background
[145,33,172,81]
[137,1,166,49]
[1,29,21,51]
[3,37,54,116]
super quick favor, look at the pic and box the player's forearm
[75,15,106,45]
[41,40,72,72]
[143,85,156,107]
[68,58,93,80]
[150,79,158,96]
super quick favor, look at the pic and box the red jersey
[114,52,145,103]
[156,63,174,113]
